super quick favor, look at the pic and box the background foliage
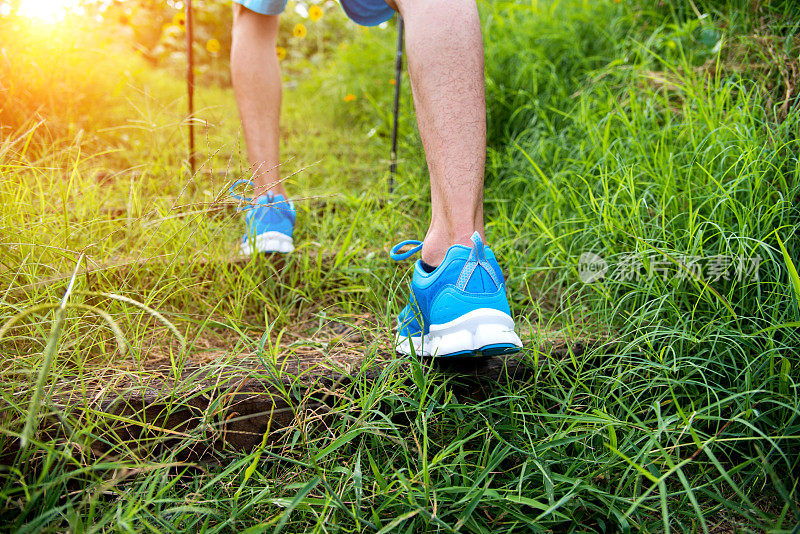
[1,0,799,531]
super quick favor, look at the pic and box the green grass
[1,0,799,531]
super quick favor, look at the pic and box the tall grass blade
[272,476,320,534]
[20,254,83,449]
[774,232,800,314]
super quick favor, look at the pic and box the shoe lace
[229,179,274,212]
[389,240,423,261]
[390,233,501,290]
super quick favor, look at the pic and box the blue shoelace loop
[390,240,424,261]
[229,179,254,202]
[393,232,501,290]
[230,179,277,212]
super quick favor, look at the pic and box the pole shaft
[389,16,404,194]
[186,0,195,174]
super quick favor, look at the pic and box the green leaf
[775,232,800,314]
[20,254,82,449]
[273,476,320,534]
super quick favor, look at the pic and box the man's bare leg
[392,0,486,267]
[230,6,287,198]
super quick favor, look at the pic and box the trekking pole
[389,16,404,194]
[185,0,195,174]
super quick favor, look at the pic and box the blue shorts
[234,0,395,27]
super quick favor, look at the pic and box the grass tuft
[1,0,799,531]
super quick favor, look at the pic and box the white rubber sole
[241,231,294,255]
[395,308,522,357]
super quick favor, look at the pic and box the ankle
[253,181,288,199]
[421,228,483,267]
[251,167,286,198]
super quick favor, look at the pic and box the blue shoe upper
[392,232,511,338]
[230,179,295,241]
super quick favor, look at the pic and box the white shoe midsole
[241,231,294,255]
[395,308,522,357]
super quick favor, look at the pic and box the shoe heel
[427,308,522,357]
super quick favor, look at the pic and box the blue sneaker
[390,232,522,357]
[230,179,295,255]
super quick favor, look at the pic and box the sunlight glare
[16,0,84,23]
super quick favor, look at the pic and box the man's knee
[232,4,279,38]
[392,0,475,15]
